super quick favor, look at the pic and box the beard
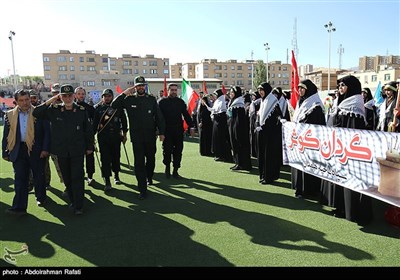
[137,88,146,95]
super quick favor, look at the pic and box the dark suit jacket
[2,112,50,162]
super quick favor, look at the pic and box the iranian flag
[182,78,199,131]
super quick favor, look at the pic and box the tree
[254,60,267,89]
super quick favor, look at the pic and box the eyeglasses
[338,82,346,87]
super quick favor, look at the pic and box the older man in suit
[2,89,50,216]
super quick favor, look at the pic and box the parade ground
[1,125,399,268]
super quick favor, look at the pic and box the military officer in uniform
[93,88,128,191]
[112,76,165,200]
[74,86,96,186]
[33,84,94,215]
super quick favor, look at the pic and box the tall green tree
[254,60,267,89]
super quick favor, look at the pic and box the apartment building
[176,59,291,91]
[359,55,400,71]
[42,50,170,89]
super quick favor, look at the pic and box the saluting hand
[122,86,136,96]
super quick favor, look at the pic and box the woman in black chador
[202,88,232,162]
[249,90,261,158]
[255,82,283,184]
[197,95,213,156]
[361,87,377,131]
[227,86,251,171]
[291,79,326,198]
[321,75,373,225]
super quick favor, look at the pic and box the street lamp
[8,31,17,92]
[264,42,270,82]
[324,21,336,95]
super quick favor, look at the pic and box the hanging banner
[282,121,400,207]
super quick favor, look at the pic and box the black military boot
[165,165,171,178]
[172,167,182,179]
[104,177,112,192]
[114,172,121,185]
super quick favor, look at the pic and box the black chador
[197,96,213,156]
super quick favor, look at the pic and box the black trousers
[132,140,156,194]
[58,155,85,210]
[85,152,95,178]
[98,134,121,178]
[162,128,184,168]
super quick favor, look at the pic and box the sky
[0,0,399,77]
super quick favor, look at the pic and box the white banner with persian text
[282,121,400,207]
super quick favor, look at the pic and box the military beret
[134,76,146,86]
[60,84,74,95]
[102,88,113,97]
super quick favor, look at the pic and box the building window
[224,73,227,78]
[149,61,157,66]
[231,73,235,78]
[237,66,242,70]
[43,57,50,62]
[384,74,391,81]
[44,65,51,71]
[204,74,209,78]
[80,66,85,71]
[44,74,51,80]
[204,65,208,70]
[224,65,227,70]
[110,60,116,66]
[282,66,287,71]
[231,66,235,70]
[87,57,95,62]
[57,56,66,62]
[70,74,75,80]
[123,61,131,66]
[70,66,75,71]
[123,69,132,74]
[143,61,147,66]
[271,66,274,71]
[59,66,67,71]
[87,66,96,71]
[79,57,84,62]
[143,69,147,74]
[163,69,169,75]
[237,80,243,85]
[150,69,157,74]
[237,73,243,78]
[87,81,95,87]
[134,61,138,66]
[134,69,139,74]
[271,73,275,78]
[102,58,108,63]
[103,81,112,86]
[371,75,377,82]
[58,74,67,80]
[248,66,252,70]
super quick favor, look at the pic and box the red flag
[182,78,200,131]
[163,76,168,97]
[116,85,123,94]
[202,80,208,95]
[221,84,227,95]
[290,50,300,109]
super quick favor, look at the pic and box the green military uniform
[33,84,94,214]
[111,76,165,199]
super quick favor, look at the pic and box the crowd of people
[2,74,399,223]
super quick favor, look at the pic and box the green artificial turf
[0,124,399,267]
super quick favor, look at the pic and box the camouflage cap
[102,88,114,97]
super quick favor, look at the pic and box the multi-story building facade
[42,50,170,89]
[359,55,400,71]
